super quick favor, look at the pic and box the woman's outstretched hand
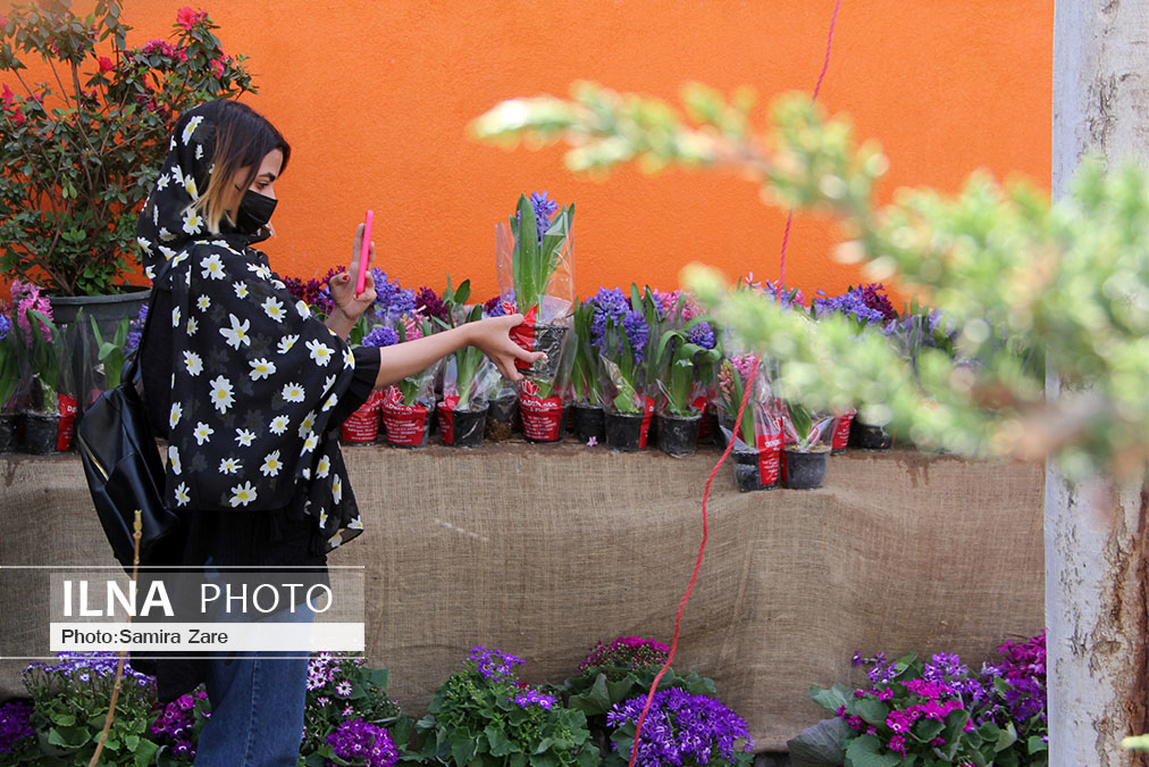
[467,313,546,382]
[326,222,376,338]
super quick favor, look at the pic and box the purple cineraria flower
[362,326,399,348]
[327,719,399,767]
[0,701,34,757]
[511,689,557,709]
[0,314,11,342]
[468,646,524,682]
[579,636,670,674]
[607,688,753,767]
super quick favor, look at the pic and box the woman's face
[234,148,284,201]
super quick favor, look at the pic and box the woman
[135,99,539,765]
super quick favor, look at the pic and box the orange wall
[4,0,1052,305]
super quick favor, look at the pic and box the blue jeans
[194,652,308,766]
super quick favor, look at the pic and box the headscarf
[135,100,362,551]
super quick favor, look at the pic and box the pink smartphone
[355,210,374,298]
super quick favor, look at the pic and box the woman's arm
[373,314,541,387]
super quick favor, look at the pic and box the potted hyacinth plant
[591,286,656,452]
[715,352,783,491]
[652,307,720,458]
[377,318,440,448]
[481,296,520,441]
[569,296,606,444]
[8,281,74,454]
[812,283,899,450]
[780,400,834,489]
[438,305,500,448]
[0,312,20,453]
[495,191,575,379]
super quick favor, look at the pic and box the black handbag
[77,267,185,572]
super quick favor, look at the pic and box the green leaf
[787,717,849,767]
[810,684,851,714]
[913,717,944,742]
[852,698,890,727]
[1027,735,1048,754]
[132,737,160,767]
[843,734,899,767]
[47,724,90,748]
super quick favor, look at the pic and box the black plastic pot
[0,414,17,454]
[571,404,606,444]
[782,448,829,490]
[656,413,700,458]
[485,396,517,441]
[848,419,893,450]
[697,404,717,446]
[730,446,780,492]
[512,323,569,379]
[604,411,648,452]
[23,413,61,455]
[439,405,488,448]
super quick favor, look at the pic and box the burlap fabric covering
[0,445,1043,751]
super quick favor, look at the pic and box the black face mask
[234,189,277,235]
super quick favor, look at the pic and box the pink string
[779,0,843,295]
[626,5,844,765]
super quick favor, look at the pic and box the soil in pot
[848,419,893,450]
[781,446,830,490]
[656,413,701,458]
[438,404,488,448]
[485,396,517,441]
[571,404,605,444]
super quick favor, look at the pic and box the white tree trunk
[1050,2,1149,765]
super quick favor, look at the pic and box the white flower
[347,515,363,530]
[210,375,235,414]
[181,207,203,235]
[260,450,283,477]
[323,374,337,393]
[298,412,316,437]
[184,351,203,376]
[316,455,331,478]
[155,173,170,191]
[301,432,318,454]
[184,176,198,200]
[195,143,204,160]
[277,335,299,355]
[235,429,256,447]
[200,253,225,280]
[219,457,241,475]
[282,382,306,403]
[295,300,311,319]
[343,346,356,369]
[168,445,182,475]
[186,316,199,336]
[233,281,249,299]
[247,262,272,281]
[137,236,153,255]
[249,357,276,380]
[322,393,338,412]
[269,415,290,435]
[193,421,214,446]
[262,296,286,322]
[171,306,181,328]
[169,402,183,430]
[307,339,334,367]
[219,314,252,350]
[174,483,190,507]
[332,475,342,503]
[159,227,177,242]
[318,506,328,529]
[182,114,204,145]
[197,294,212,311]
[229,482,258,508]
